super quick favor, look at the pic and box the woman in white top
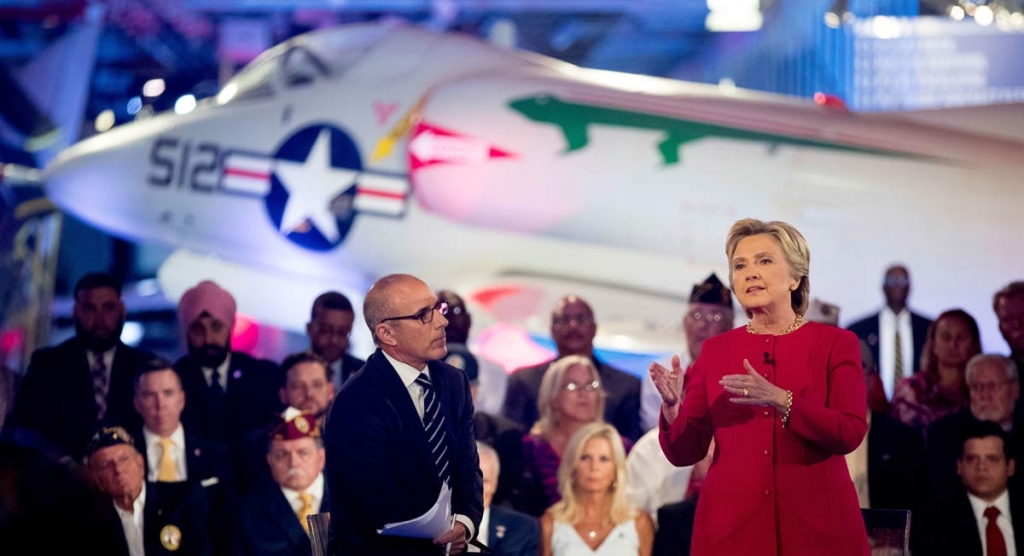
[541,422,654,556]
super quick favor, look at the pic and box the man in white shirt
[236,409,329,555]
[86,426,213,556]
[914,421,1023,556]
[847,265,932,403]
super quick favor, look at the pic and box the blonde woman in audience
[541,422,654,556]
[519,355,633,516]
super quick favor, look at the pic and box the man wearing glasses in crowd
[306,291,365,391]
[503,295,642,441]
[326,274,482,555]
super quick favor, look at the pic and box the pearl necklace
[746,314,804,336]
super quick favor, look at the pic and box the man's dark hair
[994,281,1024,310]
[958,419,1014,460]
[74,272,122,298]
[279,351,331,388]
[310,291,354,319]
[133,357,180,392]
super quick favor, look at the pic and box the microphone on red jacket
[763,351,775,366]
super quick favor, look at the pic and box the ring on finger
[743,388,749,397]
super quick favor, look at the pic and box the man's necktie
[985,506,1008,556]
[893,328,904,382]
[157,438,178,482]
[416,373,452,486]
[91,357,109,420]
[297,491,314,535]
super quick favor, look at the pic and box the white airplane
[41,21,1024,366]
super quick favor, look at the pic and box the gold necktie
[157,438,178,482]
[894,328,904,382]
[297,491,314,535]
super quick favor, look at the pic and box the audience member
[306,291,364,391]
[804,298,841,327]
[891,309,980,430]
[131,357,234,553]
[9,272,153,459]
[465,353,525,508]
[848,265,932,404]
[472,442,539,556]
[848,341,926,510]
[651,444,714,556]
[624,428,693,524]
[928,354,1023,498]
[519,355,631,516]
[540,423,653,556]
[86,426,213,556]
[505,295,641,441]
[438,290,508,416]
[639,273,734,431]
[174,281,280,447]
[325,274,481,555]
[913,420,1024,556]
[235,410,328,556]
[239,352,334,493]
[995,282,1024,380]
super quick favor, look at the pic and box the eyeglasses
[553,315,594,327]
[381,301,448,325]
[884,277,910,287]
[968,380,1015,394]
[687,311,726,322]
[563,380,601,393]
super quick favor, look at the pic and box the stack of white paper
[378,483,453,539]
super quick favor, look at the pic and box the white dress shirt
[473,352,508,418]
[467,507,491,553]
[382,351,476,541]
[114,482,146,556]
[202,354,232,391]
[968,489,1017,556]
[143,424,188,482]
[282,472,326,515]
[879,307,913,400]
[626,428,693,523]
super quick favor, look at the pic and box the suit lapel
[263,482,309,550]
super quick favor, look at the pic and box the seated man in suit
[470,442,538,555]
[914,420,1023,556]
[9,272,153,459]
[239,353,335,493]
[503,295,642,441]
[235,410,327,556]
[174,280,281,448]
[132,357,234,552]
[928,354,1022,499]
[306,291,365,390]
[86,426,213,556]
[326,274,482,555]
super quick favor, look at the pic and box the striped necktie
[416,373,452,485]
[91,356,109,420]
[894,328,904,382]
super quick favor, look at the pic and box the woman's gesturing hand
[720,359,789,411]
[650,355,685,423]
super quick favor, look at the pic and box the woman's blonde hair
[532,355,606,436]
[550,422,634,525]
[725,218,811,317]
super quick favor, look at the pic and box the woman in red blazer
[650,218,870,556]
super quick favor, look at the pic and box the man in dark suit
[503,295,641,441]
[174,281,281,449]
[326,274,482,555]
[847,265,931,406]
[473,442,538,555]
[86,426,214,556]
[132,357,234,553]
[8,272,153,459]
[913,421,1024,556]
[236,411,329,556]
[927,354,1023,499]
[306,291,365,390]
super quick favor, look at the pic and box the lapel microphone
[763,352,775,366]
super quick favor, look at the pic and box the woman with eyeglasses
[517,355,634,517]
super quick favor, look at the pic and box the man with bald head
[326,274,482,555]
[503,295,642,441]
[848,265,932,404]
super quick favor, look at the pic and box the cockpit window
[216,47,281,104]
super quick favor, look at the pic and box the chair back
[861,508,911,556]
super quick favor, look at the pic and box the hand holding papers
[378,483,453,539]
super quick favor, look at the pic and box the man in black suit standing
[8,272,152,459]
[306,291,365,390]
[847,265,932,406]
[503,295,642,441]
[326,274,482,555]
[914,421,1024,556]
[174,281,280,448]
[472,442,538,555]
[132,357,234,553]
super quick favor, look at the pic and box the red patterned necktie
[985,506,1008,556]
